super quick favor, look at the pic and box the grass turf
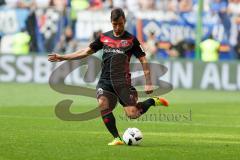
[0,83,240,160]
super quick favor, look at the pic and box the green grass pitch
[0,83,240,160]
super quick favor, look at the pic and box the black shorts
[96,79,138,106]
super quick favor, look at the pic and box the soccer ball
[123,128,143,145]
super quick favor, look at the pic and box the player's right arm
[48,47,95,62]
[49,33,103,62]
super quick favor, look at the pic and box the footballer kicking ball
[123,128,143,145]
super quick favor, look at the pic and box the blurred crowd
[0,0,239,15]
[0,0,240,61]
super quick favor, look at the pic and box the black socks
[102,112,120,138]
[101,98,155,138]
[137,98,155,115]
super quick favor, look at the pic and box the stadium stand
[0,0,239,60]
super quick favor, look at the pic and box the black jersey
[89,30,145,83]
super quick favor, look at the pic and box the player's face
[111,16,125,37]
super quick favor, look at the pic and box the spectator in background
[228,0,240,56]
[228,0,240,16]
[178,0,193,13]
[234,30,240,59]
[0,29,30,55]
[126,0,139,13]
[169,40,195,59]
[102,0,113,10]
[200,34,220,62]
[89,0,103,10]
[156,41,172,59]
[54,26,78,53]
[155,0,170,12]
[167,0,178,12]
[70,0,89,10]
[164,0,193,13]
[4,0,18,8]
[112,0,125,9]
[50,0,67,11]
[12,29,31,54]
[1,0,50,9]
[236,15,240,33]
[143,31,158,60]
[139,0,155,10]
[192,0,210,12]
[70,0,90,35]
[17,0,35,8]
[210,0,231,39]
[4,0,36,9]
[0,0,5,5]
[35,0,50,8]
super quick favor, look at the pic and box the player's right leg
[96,87,124,145]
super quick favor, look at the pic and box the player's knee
[98,96,109,110]
[125,108,138,119]
[127,113,138,119]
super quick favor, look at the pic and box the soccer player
[48,8,169,145]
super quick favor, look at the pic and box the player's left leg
[120,86,169,119]
[123,106,141,119]
[137,97,169,115]
[123,97,169,119]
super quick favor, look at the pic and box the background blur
[0,0,239,60]
[0,0,240,91]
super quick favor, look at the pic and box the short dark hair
[110,8,125,21]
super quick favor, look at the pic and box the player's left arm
[138,56,153,94]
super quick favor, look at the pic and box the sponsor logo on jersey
[103,48,124,54]
[97,88,104,95]
[120,40,129,47]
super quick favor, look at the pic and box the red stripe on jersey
[100,34,134,48]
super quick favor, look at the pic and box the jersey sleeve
[89,35,103,52]
[131,37,146,58]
